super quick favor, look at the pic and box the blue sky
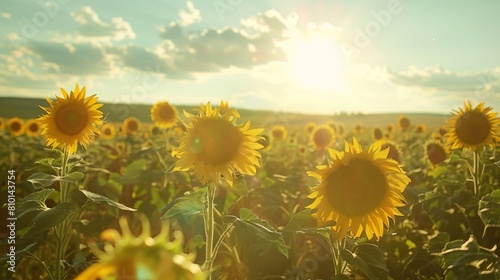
[1,0,499,114]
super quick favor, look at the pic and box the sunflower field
[1,84,500,280]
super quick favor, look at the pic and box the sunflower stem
[54,149,70,280]
[471,151,482,198]
[202,184,217,279]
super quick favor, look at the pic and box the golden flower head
[306,138,410,240]
[381,141,401,163]
[7,117,25,136]
[151,101,178,128]
[100,123,116,140]
[311,124,336,151]
[305,122,317,135]
[123,117,141,135]
[25,119,40,137]
[415,124,427,133]
[75,216,203,280]
[38,84,103,154]
[372,127,383,141]
[172,102,263,187]
[271,125,287,142]
[258,132,272,151]
[446,100,500,151]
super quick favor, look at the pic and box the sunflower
[38,84,103,154]
[415,124,426,133]
[272,125,287,142]
[446,100,500,151]
[372,128,383,141]
[311,124,335,151]
[305,122,317,135]
[398,116,411,132]
[75,216,203,280]
[258,133,272,151]
[25,119,40,137]
[122,117,141,135]
[199,100,232,116]
[151,101,178,128]
[100,123,116,140]
[306,138,410,240]
[7,117,25,136]
[172,102,263,187]
[425,140,448,167]
[438,125,448,136]
[381,142,401,163]
[0,117,4,130]
[353,124,363,134]
[387,123,395,134]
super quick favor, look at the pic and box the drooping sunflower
[311,124,336,151]
[25,119,40,137]
[446,100,500,151]
[306,138,410,240]
[271,125,287,142]
[172,102,263,187]
[151,101,178,128]
[425,140,448,167]
[7,117,25,136]
[398,116,411,132]
[75,216,204,280]
[122,117,141,135]
[38,84,103,154]
[100,123,116,140]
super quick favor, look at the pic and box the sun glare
[287,35,346,91]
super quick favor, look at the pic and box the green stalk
[54,150,70,280]
[202,184,217,279]
[472,151,481,198]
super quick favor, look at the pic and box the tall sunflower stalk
[446,101,500,198]
[172,102,263,278]
[38,84,103,279]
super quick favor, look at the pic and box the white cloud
[71,6,135,41]
[178,1,201,26]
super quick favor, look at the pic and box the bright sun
[287,36,346,91]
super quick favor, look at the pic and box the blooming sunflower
[75,216,203,280]
[38,84,103,154]
[381,142,401,163]
[258,133,272,151]
[272,125,287,142]
[7,117,25,136]
[306,138,410,240]
[25,119,40,137]
[398,116,411,132]
[446,100,500,151]
[425,140,448,167]
[305,122,317,135]
[151,101,178,128]
[100,123,116,140]
[172,102,263,187]
[122,117,141,135]
[311,124,335,151]
[415,124,426,133]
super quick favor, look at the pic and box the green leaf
[284,209,335,237]
[354,243,389,280]
[231,208,288,258]
[119,159,147,184]
[79,189,136,211]
[161,188,207,219]
[428,232,450,255]
[229,174,249,197]
[340,248,377,280]
[18,189,55,203]
[27,171,84,189]
[478,189,500,235]
[23,203,77,238]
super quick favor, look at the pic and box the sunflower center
[10,122,21,132]
[127,121,139,132]
[455,111,491,145]
[29,123,39,132]
[325,159,387,217]
[158,105,175,121]
[191,119,243,165]
[54,102,89,136]
[426,143,446,166]
[313,129,332,149]
[273,130,284,140]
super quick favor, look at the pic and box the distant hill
[0,97,451,129]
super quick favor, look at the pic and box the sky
[0,0,499,115]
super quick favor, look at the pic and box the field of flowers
[1,84,499,280]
